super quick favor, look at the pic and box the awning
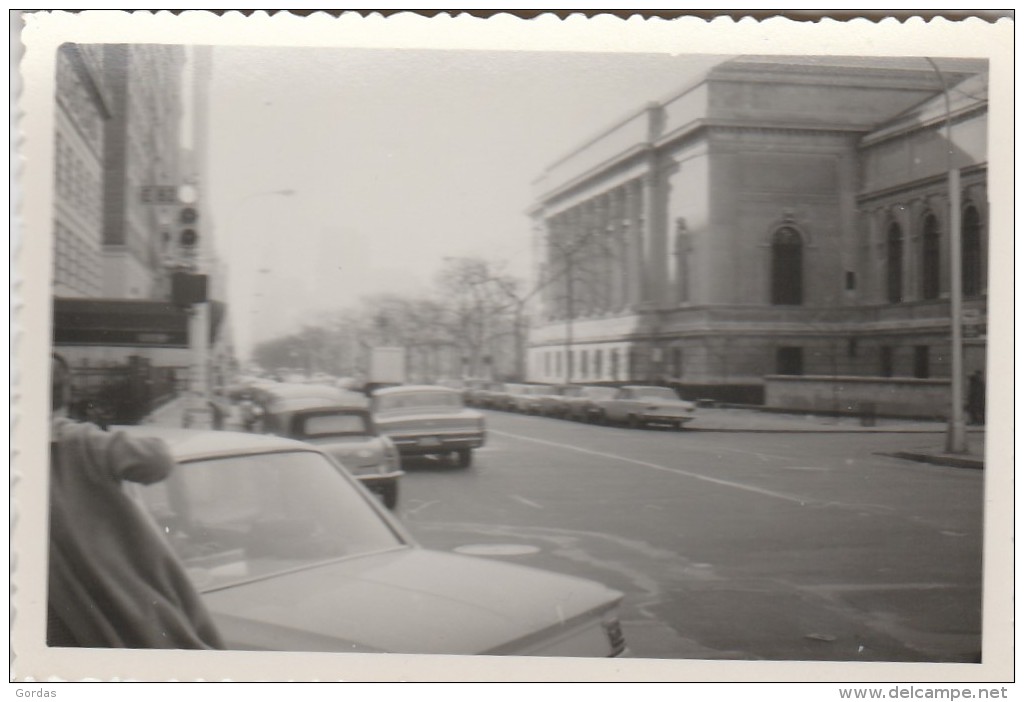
[53,297,205,348]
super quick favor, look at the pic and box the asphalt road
[394,409,984,663]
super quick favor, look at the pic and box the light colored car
[123,427,627,656]
[563,385,618,423]
[259,389,403,509]
[371,385,486,467]
[595,385,697,429]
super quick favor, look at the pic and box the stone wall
[764,374,950,418]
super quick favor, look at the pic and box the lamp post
[925,58,967,454]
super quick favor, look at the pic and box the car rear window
[298,412,371,437]
[375,391,462,411]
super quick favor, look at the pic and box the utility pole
[926,58,967,454]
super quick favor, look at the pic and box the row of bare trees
[251,257,537,383]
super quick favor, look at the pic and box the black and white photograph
[10,10,1014,687]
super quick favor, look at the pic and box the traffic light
[179,206,199,250]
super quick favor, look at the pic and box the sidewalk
[689,407,985,470]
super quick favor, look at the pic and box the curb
[879,451,984,470]
[690,427,947,434]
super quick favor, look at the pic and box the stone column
[641,166,660,305]
[626,179,645,306]
[609,187,625,311]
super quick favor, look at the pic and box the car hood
[204,547,622,655]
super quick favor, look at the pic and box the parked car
[371,385,486,467]
[508,384,553,414]
[595,385,697,429]
[563,385,618,423]
[123,427,627,656]
[258,384,403,509]
[482,382,514,411]
[536,384,581,418]
[462,378,490,407]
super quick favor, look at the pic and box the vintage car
[508,384,553,414]
[563,385,618,423]
[123,427,627,656]
[594,385,697,429]
[536,384,581,418]
[371,385,486,467]
[258,384,403,509]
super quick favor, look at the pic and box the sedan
[595,385,697,429]
[124,427,627,656]
[371,385,486,467]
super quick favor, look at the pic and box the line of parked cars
[465,381,697,430]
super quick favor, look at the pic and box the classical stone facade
[527,57,988,414]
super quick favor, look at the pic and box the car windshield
[632,387,679,401]
[298,412,371,437]
[375,391,462,411]
[134,450,404,591]
[584,387,617,399]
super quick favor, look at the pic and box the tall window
[921,214,941,300]
[962,205,984,296]
[886,223,904,303]
[672,348,683,378]
[776,347,804,376]
[594,349,603,379]
[913,346,930,379]
[771,227,803,305]
[609,349,619,381]
[880,346,894,377]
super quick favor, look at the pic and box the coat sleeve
[72,422,177,485]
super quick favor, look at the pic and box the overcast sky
[203,47,725,357]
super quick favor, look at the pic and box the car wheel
[628,414,642,429]
[595,411,608,425]
[379,482,398,510]
[454,448,473,468]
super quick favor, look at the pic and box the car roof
[372,384,459,396]
[116,425,316,462]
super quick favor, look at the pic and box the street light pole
[925,58,967,454]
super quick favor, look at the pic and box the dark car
[259,384,403,508]
[563,385,618,423]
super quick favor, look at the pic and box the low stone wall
[764,374,951,419]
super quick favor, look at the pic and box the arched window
[771,226,803,305]
[886,223,904,303]
[921,214,941,300]
[962,205,984,296]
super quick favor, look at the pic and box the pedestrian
[47,353,223,649]
[967,371,986,426]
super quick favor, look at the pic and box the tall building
[52,44,109,298]
[98,43,187,299]
[527,57,988,417]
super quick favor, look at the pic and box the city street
[395,410,984,663]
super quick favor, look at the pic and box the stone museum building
[526,56,989,417]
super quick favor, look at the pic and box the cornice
[858,163,987,205]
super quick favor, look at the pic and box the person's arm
[74,422,176,485]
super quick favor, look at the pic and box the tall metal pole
[926,58,967,454]
[564,251,574,384]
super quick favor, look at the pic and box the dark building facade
[527,57,988,417]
